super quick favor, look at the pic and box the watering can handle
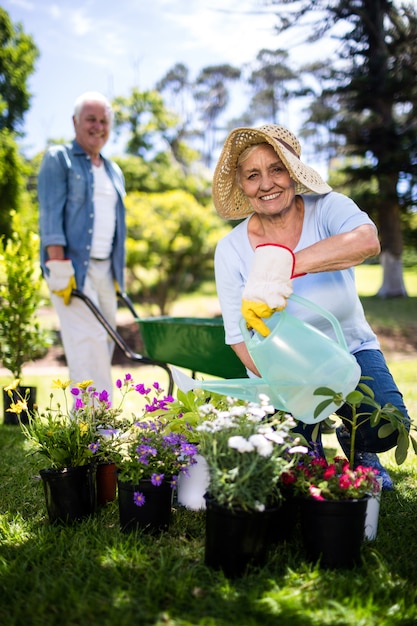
[240,293,349,352]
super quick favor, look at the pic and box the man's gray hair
[73,91,114,124]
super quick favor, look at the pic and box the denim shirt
[38,140,126,290]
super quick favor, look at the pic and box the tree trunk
[375,173,408,297]
[377,251,408,297]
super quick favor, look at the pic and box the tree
[267,0,417,296]
[0,8,39,238]
[194,64,241,168]
[246,48,300,125]
[112,88,179,158]
[0,129,25,238]
[156,63,202,170]
[0,8,39,133]
[124,190,230,314]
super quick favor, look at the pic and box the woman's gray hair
[73,91,114,124]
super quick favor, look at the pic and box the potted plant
[16,376,137,523]
[0,226,50,425]
[110,382,199,533]
[194,395,306,577]
[280,381,417,568]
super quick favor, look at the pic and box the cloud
[69,8,93,36]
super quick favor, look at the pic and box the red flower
[338,473,353,490]
[323,464,337,480]
[281,471,296,485]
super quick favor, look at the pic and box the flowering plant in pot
[109,382,199,532]
[16,378,118,524]
[111,381,199,501]
[194,394,306,577]
[280,381,415,568]
[195,394,306,513]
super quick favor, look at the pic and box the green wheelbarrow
[72,290,247,395]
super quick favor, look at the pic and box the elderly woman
[213,124,410,490]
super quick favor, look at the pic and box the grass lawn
[1,264,416,625]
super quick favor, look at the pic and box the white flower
[254,501,266,512]
[228,435,254,453]
[289,445,309,454]
[263,429,285,444]
[248,434,273,457]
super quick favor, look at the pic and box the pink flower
[309,485,325,501]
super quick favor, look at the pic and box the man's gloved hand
[45,259,77,305]
[242,244,295,337]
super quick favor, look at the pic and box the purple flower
[151,473,164,486]
[133,491,146,507]
[136,444,157,457]
[71,388,81,396]
[170,476,178,488]
[74,398,84,410]
[135,384,151,395]
[153,382,160,391]
[181,442,198,457]
[88,442,100,453]
[125,373,132,381]
[99,389,109,403]
[116,379,122,389]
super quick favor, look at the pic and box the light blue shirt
[38,140,126,290]
[214,192,380,354]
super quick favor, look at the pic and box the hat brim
[212,127,332,220]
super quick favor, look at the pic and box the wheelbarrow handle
[116,290,138,319]
[71,289,173,394]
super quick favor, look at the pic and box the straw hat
[212,124,332,220]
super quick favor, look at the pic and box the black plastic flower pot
[204,495,282,578]
[299,496,368,569]
[117,478,173,533]
[40,464,97,524]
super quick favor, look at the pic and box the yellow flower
[4,379,21,392]
[77,380,94,390]
[6,401,27,414]
[51,379,72,390]
[79,422,89,435]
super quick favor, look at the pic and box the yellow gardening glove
[241,301,278,337]
[45,259,77,305]
[242,244,295,336]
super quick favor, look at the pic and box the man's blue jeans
[293,349,410,454]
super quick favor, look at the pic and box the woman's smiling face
[238,143,296,217]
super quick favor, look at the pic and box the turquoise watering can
[173,294,361,424]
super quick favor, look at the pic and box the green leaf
[311,423,321,442]
[395,433,409,465]
[313,387,336,397]
[378,423,396,438]
[345,390,365,406]
[313,399,333,418]
[357,382,375,398]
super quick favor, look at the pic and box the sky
[4,0,313,159]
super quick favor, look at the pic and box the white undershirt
[90,164,117,259]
